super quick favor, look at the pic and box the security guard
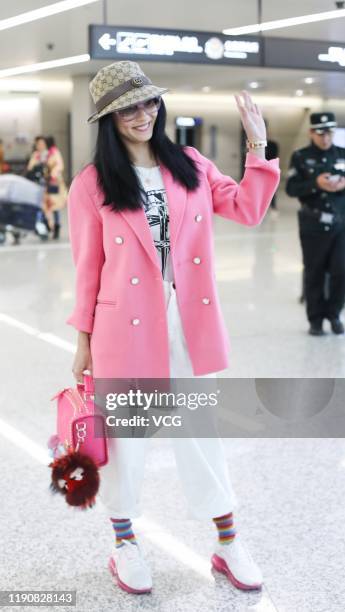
[286,112,345,336]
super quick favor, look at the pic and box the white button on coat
[115,236,124,244]
[202,297,210,304]
[131,277,139,284]
[193,257,201,264]
[195,214,203,222]
[131,318,140,325]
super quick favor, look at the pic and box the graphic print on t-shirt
[143,188,171,279]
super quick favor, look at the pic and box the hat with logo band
[310,112,337,130]
[87,60,168,124]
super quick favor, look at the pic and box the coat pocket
[96,299,118,306]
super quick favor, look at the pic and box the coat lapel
[119,163,187,271]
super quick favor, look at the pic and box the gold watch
[246,140,267,150]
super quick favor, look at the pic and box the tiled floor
[1,192,344,611]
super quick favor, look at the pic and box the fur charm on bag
[49,449,100,509]
[48,374,108,510]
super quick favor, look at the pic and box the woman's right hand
[72,332,93,383]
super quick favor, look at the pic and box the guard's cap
[310,112,337,131]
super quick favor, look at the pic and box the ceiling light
[0,0,100,32]
[249,81,259,89]
[295,89,304,96]
[304,77,315,84]
[0,54,90,79]
[223,8,345,35]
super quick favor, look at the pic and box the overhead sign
[264,37,345,72]
[318,46,345,68]
[89,25,262,66]
[90,25,345,74]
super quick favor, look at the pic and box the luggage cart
[0,174,48,245]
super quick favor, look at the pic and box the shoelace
[224,539,255,566]
[118,542,147,568]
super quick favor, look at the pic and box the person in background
[46,136,64,172]
[26,136,48,184]
[26,136,50,238]
[43,136,67,239]
[265,121,280,213]
[286,112,345,336]
[0,139,10,174]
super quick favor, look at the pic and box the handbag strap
[83,372,94,393]
[76,372,94,399]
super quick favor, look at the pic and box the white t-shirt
[133,165,174,282]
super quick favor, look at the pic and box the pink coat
[66,147,280,377]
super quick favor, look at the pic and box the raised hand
[234,90,266,143]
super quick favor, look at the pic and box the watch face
[255,379,335,422]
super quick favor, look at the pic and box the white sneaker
[211,536,263,590]
[35,221,48,236]
[108,540,152,594]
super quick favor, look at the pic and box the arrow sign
[89,24,262,65]
[98,33,116,51]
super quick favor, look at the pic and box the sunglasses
[313,128,335,135]
[115,97,162,122]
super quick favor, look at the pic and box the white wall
[0,80,72,179]
[0,95,41,160]
[70,75,98,177]
[39,80,72,181]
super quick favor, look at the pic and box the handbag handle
[76,371,95,399]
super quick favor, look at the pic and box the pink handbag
[48,373,108,509]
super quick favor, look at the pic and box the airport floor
[1,191,345,612]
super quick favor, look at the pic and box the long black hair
[93,99,201,212]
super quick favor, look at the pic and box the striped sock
[212,512,236,545]
[110,518,137,548]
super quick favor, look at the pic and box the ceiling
[0,0,345,98]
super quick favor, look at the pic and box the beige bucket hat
[87,60,168,123]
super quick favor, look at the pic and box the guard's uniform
[286,120,345,326]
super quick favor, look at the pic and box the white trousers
[99,280,238,520]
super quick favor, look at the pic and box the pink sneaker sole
[108,557,152,595]
[211,554,262,591]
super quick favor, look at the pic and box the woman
[67,61,280,595]
[26,136,50,238]
[26,135,48,183]
[0,139,10,174]
[43,136,67,239]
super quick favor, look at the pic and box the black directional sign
[264,37,345,72]
[89,25,345,73]
[89,25,263,66]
